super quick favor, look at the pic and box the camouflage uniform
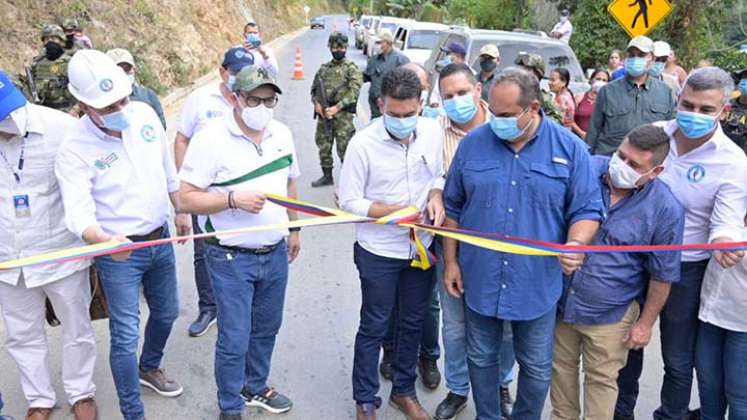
[514,53,565,124]
[310,32,362,173]
[61,18,89,51]
[28,25,77,112]
[723,69,747,152]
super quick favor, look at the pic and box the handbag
[45,266,109,326]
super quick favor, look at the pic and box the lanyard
[0,137,26,183]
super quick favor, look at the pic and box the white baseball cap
[627,36,654,54]
[106,48,135,67]
[68,49,132,109]
[652,41,672,58]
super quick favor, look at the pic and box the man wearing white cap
[106,48,166,129]
[0,70,98,420]
[649,41,680,101]
[476,44,500,102]
[55,50,191,420]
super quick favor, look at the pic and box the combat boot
[311,168,334,187]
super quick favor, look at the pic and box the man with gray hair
[615,66,747,420]
[443,67,604,419]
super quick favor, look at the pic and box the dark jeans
[352,243,435,405]
[695,322,747,420]
[94,228,179,420]
[615,260,708,419]
[466,305,556,420]
[368,97,382,119]
[206,242,288,414]
[383,278,441,361]
[192,214,215,313]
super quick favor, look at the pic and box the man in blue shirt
[550,124,684,420]
[442,67,604,420]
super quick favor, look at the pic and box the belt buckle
[254,245,273,255]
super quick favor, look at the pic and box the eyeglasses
[240,95,279,108]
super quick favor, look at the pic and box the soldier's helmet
[328,32,349,49]
[514,52,546,80]
[61,18,80,31]
[41,24,66,42]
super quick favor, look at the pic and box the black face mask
[44,42,65,60]
[480,59,497,73]
[65,34,75,49]
[331,50,346,61]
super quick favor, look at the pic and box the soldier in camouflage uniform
[310,31,363,187]
[514,52,565,124]
[28,24,77,113]
[61,18,92,50]
[723,69,747,152]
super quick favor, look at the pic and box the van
[393,21,449,65]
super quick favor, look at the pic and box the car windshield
[362,17,371,27]
[380,22,399,33]
[468,39,585,82]
[407,30,442,50]
[312,18,323,23]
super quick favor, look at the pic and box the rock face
[1,0,341,93]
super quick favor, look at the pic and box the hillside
[0,0,343,94]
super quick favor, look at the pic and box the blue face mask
[99,106,131,132]
[422,105,444,119]
[443,93,478,124]
[625,57,649,77]
[384,114,418,139]
[246,33,261,48]
[676,110,718,139]
[489,108,530,142]
[436,56,452,69]
[227,75,237,90]
[649,62,666,77]
[739,79,747,96]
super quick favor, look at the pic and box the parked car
[365,17,412,57]
[362,16,381,55]
[355,15,373,49]
[393,21,448,65]
[424,27,589,97]
[310,17,325,30]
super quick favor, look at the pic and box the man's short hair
[492,67,541,108]
[684,66,734,105]
[626,124,670,167]
[244,21,258,31]
[439,63,477,86]
[381,67,422,101]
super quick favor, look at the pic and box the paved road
[0,14,699,420]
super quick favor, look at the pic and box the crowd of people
[0,13,746,420]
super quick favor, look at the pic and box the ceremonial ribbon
[2,194,746,271]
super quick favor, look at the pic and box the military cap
[514,52,545,80]
[328,31,348,48]
[61,18,79,31]
[41,24,66,41]
[232,65,282,94]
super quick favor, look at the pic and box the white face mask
[608,152,650,189]
[239,103,273,131]
[126,72,136,86]
[0,106,28,137]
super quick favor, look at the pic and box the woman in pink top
[549,68,576,129]
[571,69,609,139]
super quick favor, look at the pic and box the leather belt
[127,226,165,242]
[210,240,283,255]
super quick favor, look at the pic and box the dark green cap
[232,65,282,94]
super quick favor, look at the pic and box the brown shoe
[73,397,98,420]
[25,407,52,420]
[356,403,377,420]
[389,395,431,420]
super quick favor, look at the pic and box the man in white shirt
[550,10,573,44]
[174,46,255,338]
[0,71,98,420]
[242,21,279,77]
[55,50,191,420]
[339,67,445,420]
[179,65,300,420]
[614,67,747,420]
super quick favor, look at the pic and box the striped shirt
[439,100,491,173]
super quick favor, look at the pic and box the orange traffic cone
[292,47,304,80]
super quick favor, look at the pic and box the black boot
[311,167,333,187]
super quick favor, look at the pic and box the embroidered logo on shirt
[94,152,118,170]
[99,79,114,92]
[205,110,224,119]
[140,124,156,142]
[687,164,706,183]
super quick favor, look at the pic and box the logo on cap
[687,164,705,183]
[0,80,5,89]
[141,124,156,142]
[235,49,245,59]
[99,79,114,92]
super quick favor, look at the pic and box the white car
[393,21,448,65]
[355,15,373,49]
[365,17,413,57]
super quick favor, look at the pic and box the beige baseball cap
[653,41,672,58]
[627,36,654,54]
[106,48,135,67]
[479,44,500,59]
[379,29,394,43]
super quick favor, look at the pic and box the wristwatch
[289,227,301,232]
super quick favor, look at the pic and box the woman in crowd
[571,69,609,139]
[607,49,623,73]
[549,67,575,129]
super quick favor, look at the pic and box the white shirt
[699,227,747,332]
[657,120,747,261]
[339,117,445,260]
[552,19,573,44]
[179,113,300,249]
[0,105,89,287]
[55,101,179,238]
[177,82,231,139]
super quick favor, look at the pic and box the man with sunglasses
[175,46,255,339]
[179,65,300,420]
[56,49,190,420]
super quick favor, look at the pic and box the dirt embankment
[0,0,342,94]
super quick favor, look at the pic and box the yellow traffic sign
[608,0,673,38]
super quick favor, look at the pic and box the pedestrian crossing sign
[608,0,673,38]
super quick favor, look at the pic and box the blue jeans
[466,305,556,420]
[205,241,289,415]
[615,347,644,417]
[352,243,435,405]
[192,215,215,313]
[436,240,515,397]
[94,228,179,420]
[695,322,747,420]
[383,280,441,361]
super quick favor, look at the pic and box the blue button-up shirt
[558,156,685,325]
[444,117,604,321]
